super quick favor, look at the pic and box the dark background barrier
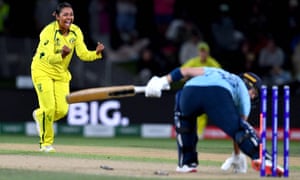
[0,86,299,128]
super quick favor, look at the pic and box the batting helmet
[239,72,262,92]
[239,72,263,107]
[239,72,263,109]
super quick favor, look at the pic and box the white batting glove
[145,76,170,98]
[221,153,248,173]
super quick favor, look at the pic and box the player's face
[56,7,74,32]
[248,88,258,100]
[199,50,208,60]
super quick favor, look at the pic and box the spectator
[288,0,300,38]
[34,0,58,33]
[105,32,150,62]
[115,0,137,43]
[178,22,203,65]
[291,41,300,81]
[288,0,300,52]
[181,42,221,69]
[258,35,292,85]
[241,1,269,64]
[165,17,185,44]
[211,3,244,72]
[89,0,111,48]
[0,0,9,35]
[258,35,285,73]
[244,0,268,38]
[153,0,175,35]
[135,46,165,84]
[238,38,259,73]
[268,66,293,85]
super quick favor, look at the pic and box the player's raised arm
[145,67,205,98]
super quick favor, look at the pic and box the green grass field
[1,135,299,156]
[1,135,299,180]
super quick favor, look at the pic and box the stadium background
[0,0,299,138]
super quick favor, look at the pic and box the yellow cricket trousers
[197,114,208,138]
[32,69,69,147]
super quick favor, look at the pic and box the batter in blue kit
[175,68,255,165]
[144,66,284,176]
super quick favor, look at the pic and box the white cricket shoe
[176,165,197,173]
[40,145,56,153]
[221,153,248,173]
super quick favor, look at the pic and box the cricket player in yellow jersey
[31,2,105,152]
[181,41,222,139]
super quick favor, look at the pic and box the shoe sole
[176,167,197,173]
[176,169,197,173]
[40,148,56,153]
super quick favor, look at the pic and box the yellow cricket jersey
[181,56,221,68]
[31,21,102,80]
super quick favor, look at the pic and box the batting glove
[221,152,248,173]
[145,76,170,98]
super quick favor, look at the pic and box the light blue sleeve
[185,67,251,116]
[201,67,251,116]
[235,77,251,117]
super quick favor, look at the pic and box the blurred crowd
[1,0,300,88]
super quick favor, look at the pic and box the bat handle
[134,86,146,93]
[134,85,171,94]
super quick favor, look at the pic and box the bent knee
[55,108,68,120]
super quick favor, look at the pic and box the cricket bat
[66,85,146,104]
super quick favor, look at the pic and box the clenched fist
[96,42,105,55]
[62,45,71,58]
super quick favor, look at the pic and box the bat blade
[66,85,145,104]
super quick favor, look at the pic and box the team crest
[69,38,75,44]
[43,40,49,46]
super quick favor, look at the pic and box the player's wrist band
[170,68,183,82]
